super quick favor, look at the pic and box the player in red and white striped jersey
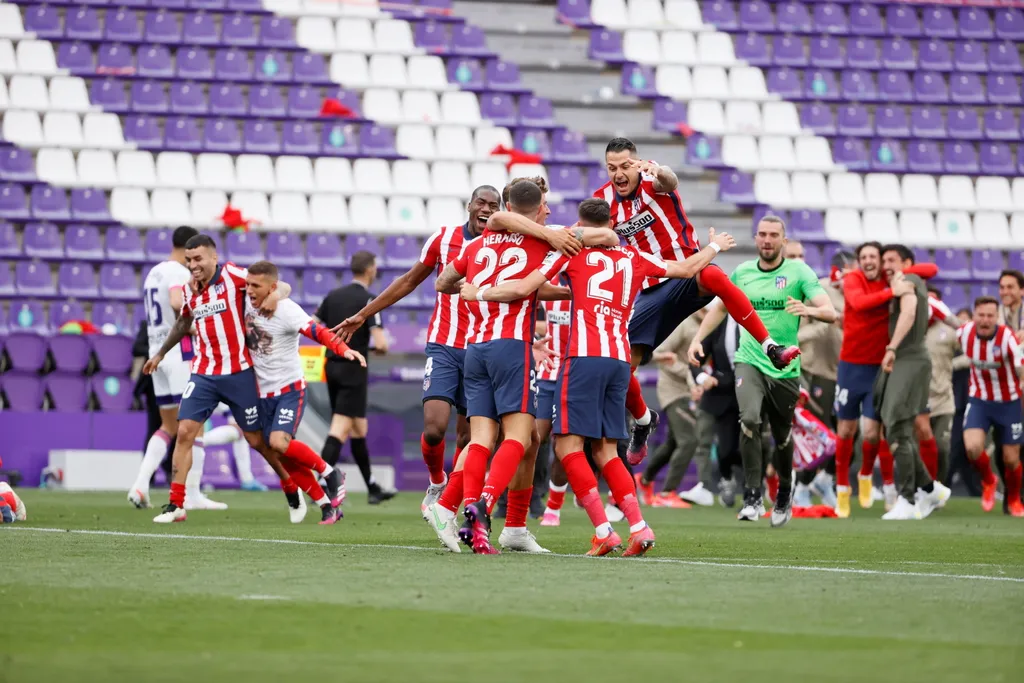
[143,234,297,523]
[957,296,1024,515]
[461,198,736,555]
[596,137,799,465]
[333,186,501,529]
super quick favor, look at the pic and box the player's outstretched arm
[143,310,194,374]
[581,227,619,247]
[462,270,549,303]
[301,321,366,367]
[688,298,727,366]
[334,262,433,341]
[663,228,734,280]
[435,263,464,294]
[487,212,582,256]
[635,160,679,193]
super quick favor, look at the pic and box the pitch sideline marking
[6,526,1024,584]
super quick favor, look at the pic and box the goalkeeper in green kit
[688,216,837,527]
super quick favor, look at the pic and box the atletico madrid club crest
[423,377,431,391]
[775,276,787,289]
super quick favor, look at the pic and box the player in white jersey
[245,261,364,523]
[128,226,232,511]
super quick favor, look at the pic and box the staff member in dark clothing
[314,251,395,504]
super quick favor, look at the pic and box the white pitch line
[6,526,1024,584]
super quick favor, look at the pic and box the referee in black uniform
[315,250,395,504]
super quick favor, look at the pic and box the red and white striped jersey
[538,281,571,382]
[182,262,252,375]
[595,174,699,288]
[419,223,474,349]
[453,230,554,343]
[927,296,952,328]
[541,245,667,363]
[957,322,1024,402]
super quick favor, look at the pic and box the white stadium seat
[274,156,315,194]
[790,171,829,210]
[36,147,77,185]
[16,40,58,75]
[861,209,898,243]
[388,196,428,233]
[825,208,863,243]
[934,211,974,245]
[729,67,768,100]
[665,0,704,30]
[474,127,513,160]
[335,19,375,53]
[975,177,1014,213]
[0,5,25,39]
[591,0,629,29]
[0,77,8,110]
[470,162,508,192]
[271,192,311,229]
[937,176,976,211]
[0,39,17,75]
[2,109,42,146]
[428,197,467,229]
[196,153,238,192]
[151,189,192,226]
[972,212,1013,248]
[794,137,835,172]
[230,191,271,227]
[692,66,729,100]
[111,188,153,226]
[725,101,762,134]
[441,91,481,126]
[370,54,409,89]
[761,102,801,136]
[77,149,117,188]
[864,173,902,210]
[407,56,449,91]
[190,189,228,225]
[296,17,336,52]
[754,171,791,206]
[397,123,438,160]
[697,33,735,66]
[898,209,938,246]
[48,77,91,113]
[901,174,940,211]
[374,20,415,54]
[623,30,661,64]
[264,0,302,15]
[629,0,666,27]
[508,163,547,183]
[433,125,474,163]
[827,173,865,209]
[432,161,472,199]
[314,157,354,194]
[391,159,432,197]
[117,151,157,189]
[758,136,797,171]
[687,100,725,135]
[330,54,370,89]
[353,158,393,194]
[1012,179,1024,211]
[9,75,48,111]
[310,194,349,230]
[655,65,692,100]
[661,31,697,64]
[349,195,389,231]
[403,90,441,123]
[156,152,198,189]
[363,88,402,125]
[1011,213,1024,242]
[236,154,277,193]
[722,135,758,171]
[43,112,84,148]
[83,112,125,149]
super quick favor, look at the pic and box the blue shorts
[423,342,466,415]
[628,271,714,365]
[536,380,557,423]
[964,398,1024,445]
[260,385,306,442]
[552,356,630,440]
[464,339,536,420]
[835,361,879,422]
[178,368,261,432]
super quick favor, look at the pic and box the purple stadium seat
[907,140,943,174]
[811,36,843,69]
[548,165,585,202]
[996,8,1024,40]
[875,106,908,138]
[959,8,994,40]
[989,42,1023,74]
[306,233,346,268]
[153,1,189,14]
[846,38,880,70]
[880,38,915,71]
[71,189,111,223]
[49,335,92,373]
[1007,252,1024,274]
[589,29,624,63]
[777,35,810,68]
[5,333,48,371]
[923,6,957,39]
[587,167,606,194]
[0,263,11,297]
[106,227,146,262]
[415,21,450,53]
[203,118,242,153]
[1,373,45,412]
[0,184,30,221]
[170,82,209,115]
[876,71,911,105]
[301,269,337,306]
[685,134,722,167]
[177,47,214,80]
[790,210,825,241]
[767,67,802,99]
[703,0,739,30]
[919,39,952,72]
[265,233,305,267]
[937,284,967,313]
[144,228,171,261]
[800,103,836,136]
[280,121,317,155]
[910,106,945,139]
[954,41,986,73]
[31,186,70,222]
[319,122,358,157]
[93,302,131,333]
[943,141,979,174]
[950,73,984,105]
[283,86,318,118]
[146,10,182,44]
[776,0,811,33]
[57,42,95,74]
[805,69,840,100]
[804,246,825,277]
[225,231,265,265]
[980,142,1015,176]
[486,60,525,92]
[552,130,589,163]
[67,7,102,41]
[984,109,1020,141]
[447,58,484,89]
[183,13,220,45]
[514,129,551,160]
[833,137,869,171]
[11,302,48,334]
[841,70,878,102]
[480,93,516,128]
[383,236,422,268]
[91,375,134,412]
[971,249,1005,281]
[131,79,169,113]
[100,263,141,300]
[90,79,129,113]
[0,222,18,260]
[740,0,773,32]
[24,223,63,259]
[201,446,240,488]
[0,149,36,182]
[557,0,593,26]
[330,89,362,118]
[837,104,871,137]
[913,72,948,103]
[44,374,90,412]
[215,48,254,81]
[735,33,770,68]
[988,74,1022,106]
[105,9,143,43]
[249,86,285,118]
[51,302,87,329]
[91,334,133,374]
[360,125,398,158]
[621,64,656,98]
[652,99,686,133]
[518,96,555,128]
[718,171,755,205]
[223,13,258,46]
[813,3,848,34]
[850,3,883,36]
[346,233,377,257]
[131,303,147,332]
[948,108,982,140]
[260,16,296,48]
[208,84,245,117]
[936,249,971,281]
[58,262,100,298]
[243,120,281,153]
[548,202,577,229]
[453,25,490,57]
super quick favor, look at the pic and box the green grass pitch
[2,490,1022,683]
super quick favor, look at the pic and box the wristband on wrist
[708,242,721,253]
[475,285,490,301]
[695,371,709,386]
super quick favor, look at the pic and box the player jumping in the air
[595,138,799,465]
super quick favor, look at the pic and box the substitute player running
[958,296,1024,516]
[875,245,951,520]
[688,216,837,527]
[463,198,735,554]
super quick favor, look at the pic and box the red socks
[601,457,643,528]
[285,439,327,474]
[482,440,526,513]
[625,373,647,421]
[505,488,532,528]
[919,438,939,479]
[421,434,446,485]
[437,469,464,513]
[835,437,854,487]
[878,440,895,485]
[970,452,998,487]
[859,440,878,477]
[547,483,567,511]
[461,443,490,506]
[699,266,770,343]
[1006,463,1022,505]
[170,482,185,507]
[283,458,326,501]
[766,473,779,502]
[562,451,608,529]
[280,478,298,495]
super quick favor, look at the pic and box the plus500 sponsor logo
[192,300,227,319]
[616,211,655,237]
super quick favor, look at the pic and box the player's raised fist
[708,228,735,252]
[142,354,163,375]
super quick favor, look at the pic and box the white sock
[314,461,329,477]
[761,338,778,353]
[203,424,241,447]
[635,408,652,426]
[315,495,330,507]
[186,439,206,496]
[231,438,255,483]
[629,521,647,533]
[595,522,612,538]
[134,429,172,491]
